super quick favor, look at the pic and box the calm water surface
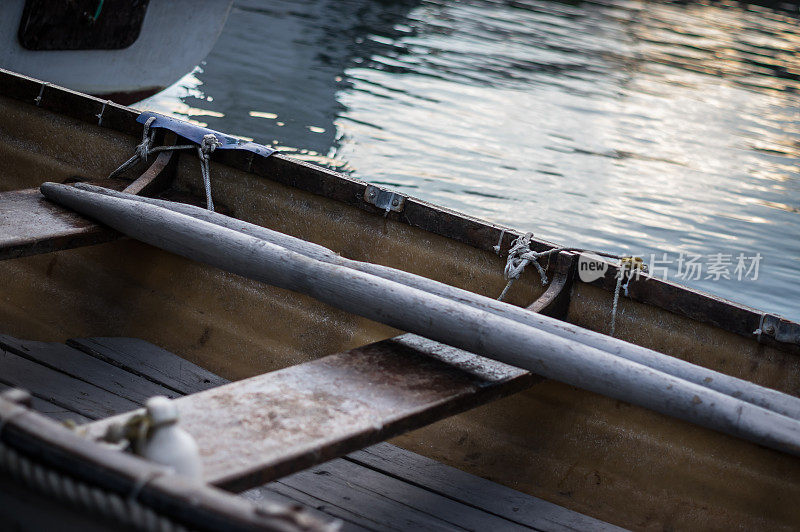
[139,0,800,321]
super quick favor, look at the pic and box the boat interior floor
[0,334,620,532]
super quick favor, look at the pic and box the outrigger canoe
[1,67,799,530]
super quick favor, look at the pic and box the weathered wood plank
[277,460,492,532]
[67,337,228,395]
[348,443,623,531]
[0,383,90,424]
[243,485,369,532]
[0,335,180,403]
[0,188,117,260]
[84,334,533,491]
[0,348,139,419]
[279,458,527,531]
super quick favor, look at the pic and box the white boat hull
[0,0,232,103]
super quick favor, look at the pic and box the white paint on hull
[0,0,232,96]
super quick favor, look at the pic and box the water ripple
[141,0,800,320]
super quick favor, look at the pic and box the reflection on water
[137,0,800,321]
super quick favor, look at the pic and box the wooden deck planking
[241,483,372,532]
[67,337,227,395]
[347,444,623,531]
[0,383,90,424]
[274,458,527,531]
[0,335,180,403]
[0,347,138,419]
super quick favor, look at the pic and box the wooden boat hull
[1,69,799,530]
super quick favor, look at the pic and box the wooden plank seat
[0,133,180,262]
[0,187,119,261]
[0,333,618,530]
[85,334,536,491]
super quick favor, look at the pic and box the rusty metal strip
[83,334,536,492]
[526,252,577,319]
[122,133,180,196]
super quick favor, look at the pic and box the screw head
[764,325,776,335]
[391,198,399,206]
[369,191,376,198]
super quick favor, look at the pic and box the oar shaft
[75,183,800,421]
[42,183,800,456]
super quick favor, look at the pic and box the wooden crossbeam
[84,334,536,492]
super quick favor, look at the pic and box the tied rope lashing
[498,232,645,337]
[107,116,220,211]
[198,134,222,211]
[610,256,646,337]
[499,232,549,301]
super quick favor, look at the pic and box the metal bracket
[364,185,405,214]
[757,314,800,346]
[526,251,578,319]
[122,131,179,196]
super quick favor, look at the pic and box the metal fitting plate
[760,314,800,345]
[364,185,405,213]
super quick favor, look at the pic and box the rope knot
[134,116,157,161]
[498,232,549,301]
[504,233,535,280]
[200,134,222,158]
[108,117,221,211]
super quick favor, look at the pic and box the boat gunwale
[0,395,328,531]
[0,67,797,354]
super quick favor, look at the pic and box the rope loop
[609,256,647,337]
[108,116,165,180]
[136,116,158,161]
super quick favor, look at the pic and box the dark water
[139,0,800,321]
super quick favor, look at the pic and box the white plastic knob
[140,396,202,480]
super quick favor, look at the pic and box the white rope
[107,117,195,180]
[610,262,626,337]
[493,229,505,255]
[499,232,572,301]
[499,233,543,301]
[198,134,222,212]
[0,439,186,532]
